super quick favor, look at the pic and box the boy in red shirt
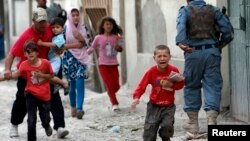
[131,45,184,141]
[1,42,54,141]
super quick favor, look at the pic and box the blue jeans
[69,77,85,111]
[183,47,222,112]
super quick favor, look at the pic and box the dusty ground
[0,62,245,141]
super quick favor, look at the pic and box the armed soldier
[175,0,234,138]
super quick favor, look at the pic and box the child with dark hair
[0,41,54,141]
[131,45,184,141]
[38,17,68,94]
[57,9,67,25]
[87,16,124,111]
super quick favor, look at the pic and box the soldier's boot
[206,110,219,125]
[182,112,199,133]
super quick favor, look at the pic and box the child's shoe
[45,125,53,136]
[9,124,18,137]
[71,107,77,117]
[112,105,120,112]
[64,87,69,95]
[76,110,85,119]
[162,137,171,141]
[57,127,69,138]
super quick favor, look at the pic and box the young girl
[87,16,124,111]
[62,8,91,119]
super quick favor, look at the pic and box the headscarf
[65,8,89,65]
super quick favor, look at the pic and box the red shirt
[133,65,184,106]
[10,24,53,68]
[19,59,53,101]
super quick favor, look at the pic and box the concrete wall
[124,0,186,90]
[8,0,30,48]
[121,0,230,107]
[215,0,230,110]
[122,0,187,104]
[123,0,139,90]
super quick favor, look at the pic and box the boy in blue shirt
[38,17,68,94]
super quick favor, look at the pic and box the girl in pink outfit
[62,8,92,119]
[87,16,124,111]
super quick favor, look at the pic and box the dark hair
[222,6,227,15]
[23,41,39,53]
[97,16,123,35]
[154,45,171,55]
[57,9,67,25]
[71,8,79,14]
[50,17,64,27]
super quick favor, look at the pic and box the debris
[109,125,120,133]
[186,131,207,140]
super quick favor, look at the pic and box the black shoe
[162,137,170,141]
[45,125,53,136]
[64,87,69,96]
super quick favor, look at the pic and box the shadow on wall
[141,0,167,53]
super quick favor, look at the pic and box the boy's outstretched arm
[64,42,83,49]
[131,71,150,109]
[0,76,5,81]
[131,98,140,109]
[37,39,55,48]
[11,71,20,79]
[50,76,68,89]
[4,53,15,80]
[0,70,20,81]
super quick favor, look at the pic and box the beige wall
[120,0,230,108]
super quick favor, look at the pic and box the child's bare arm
[33,71,54,80]
[0,76,5,81]
[73,31,85,43]
[11,71,20,79]
[115,36,124,52]
[37,39,55,48]
[50,77,68,89]
[131,98,140,109]
[64,42,83,49]
[1,71,20,80]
